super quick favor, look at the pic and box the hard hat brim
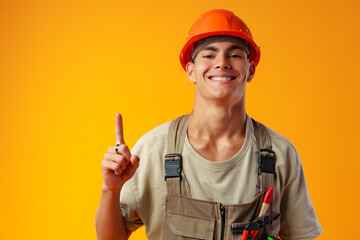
[180,31,261,71]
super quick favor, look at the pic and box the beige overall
[163,115,280,240]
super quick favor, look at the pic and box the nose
[215,53,231,69]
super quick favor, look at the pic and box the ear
[186,62,196,83]
[247,61,256,83]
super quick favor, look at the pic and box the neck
[188,99,247,141]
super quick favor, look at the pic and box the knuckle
[116,164,123,171]
[118,144,129,153]
[120,161,128,170]
[115,168,122,175]
[113,163,120,172]
[117,144,124,152]
[101,160,107,169]
[119,155,126,162]
[104,153,114,160]
[113,154,124,163]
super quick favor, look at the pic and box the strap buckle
[165,154,182,180]
[258,149,276,175]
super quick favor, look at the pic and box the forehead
[198,41,246,52]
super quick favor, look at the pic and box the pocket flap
[168,212,215,239]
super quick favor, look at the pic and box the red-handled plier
[241,222,259,240]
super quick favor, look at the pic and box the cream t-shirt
[120,116,322,239]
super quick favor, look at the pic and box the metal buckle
[164,154,182,180]
[258,149,276,175]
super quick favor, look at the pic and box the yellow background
[1,0,359,239]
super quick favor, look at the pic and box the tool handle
[241,230,248,240]
[250,230,258,240]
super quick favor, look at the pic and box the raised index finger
[115,113,125,144]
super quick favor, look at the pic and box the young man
[96,9,322,240]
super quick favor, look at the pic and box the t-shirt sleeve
[119,135,145,232]
[278,152,323,239]
[119,121,170,234]
[120,177,143,232]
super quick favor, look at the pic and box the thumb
[121,155,140,183]
[130,155,140,169]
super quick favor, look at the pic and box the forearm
[95,183,130,240]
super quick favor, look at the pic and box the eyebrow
[200,44,245,52]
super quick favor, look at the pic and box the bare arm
[95,114,140,240]
[95,185,131,240]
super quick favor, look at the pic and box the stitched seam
[281,166,300,201]
[168,211,215,222]
[168,212,215,239]
[131,175,142,219]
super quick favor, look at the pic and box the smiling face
[186,41,255,106]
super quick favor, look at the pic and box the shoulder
[253,120,303,187]
[137,120,171,142]
[259,123,299,160]
[131,120,171,154]
[267,126,298,156]
[250,118,298,158]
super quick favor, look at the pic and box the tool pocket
[163,196,216,240]
[230,215,270,240]
[226,191,274,240]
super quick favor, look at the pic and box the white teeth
[211,77,232,81]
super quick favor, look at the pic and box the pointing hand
[101,113,140,191]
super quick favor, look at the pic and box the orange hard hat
[179,9,261,71]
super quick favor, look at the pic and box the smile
[209,76,236,81]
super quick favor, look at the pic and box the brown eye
[203,55,213,58]
[229,54,244,58]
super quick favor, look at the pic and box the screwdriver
[258,187,273,217]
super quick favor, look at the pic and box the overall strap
[167,115,189,154]
[251,118,276,194]
[164,115,190,196]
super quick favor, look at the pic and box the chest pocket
[167,212,215,239]
[164,196,216,240]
